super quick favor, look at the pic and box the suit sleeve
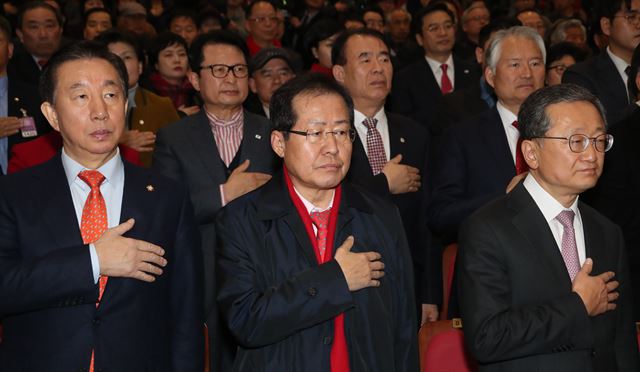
[152,126,224,224]
[169,187,205,371]
[428,126,501,238]
[0,185,97,316]
[457,215,595,363]
[216,207,354,348]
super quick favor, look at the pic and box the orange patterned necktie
[78,170,108,372]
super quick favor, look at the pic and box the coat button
[591,349,597,357]
[307,287,317,297]
[323,336,332,345]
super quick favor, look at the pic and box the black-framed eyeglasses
[248,16,279,24]
[200,64,249,78]
[531,133,614,153]
[614,10,640,25]
[284,128,356,144]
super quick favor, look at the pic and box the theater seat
[440,243,458,320]
[419,318,477,372]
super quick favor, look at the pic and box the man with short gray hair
[458,83,640,372]
[428,26,546,317]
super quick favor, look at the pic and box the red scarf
[148,72,194,109]
[283,167,350,372]
[246,35,282,57]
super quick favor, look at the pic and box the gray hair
[518,83,607,140]
[484,26,546,73]
[549,18,587,46]
[462,1,488,24]
[386,8,411,24]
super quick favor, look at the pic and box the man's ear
[188,71,201,91]
[15,28,24,43]
[270,130,286,158]
[415,32,423,47]
[249,77,258,94]
[484,65,495,89]
[600,16,611,37]
[41,101,60,132]
[522,139,538,170]
[332,64,345,83]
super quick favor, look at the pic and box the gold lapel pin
[139,120,144,125]
[13,97,19,102]
[146,184,154,192]
[400,137,405,143]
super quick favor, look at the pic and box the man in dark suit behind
[331,28,440,324]
[152,31,279,371]
[388,3,480,135]
[562,0,640,125]
[0,41,203,371]
[459,84,640,372]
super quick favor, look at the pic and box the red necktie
[556,210,580,281]
[511,121,528,175]
[78,170,108,372]
[310,210,331,261]
[440,64,453,94]
[362,117,387,175]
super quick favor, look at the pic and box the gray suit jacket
[152,109,279,370]
[458,182,639,372]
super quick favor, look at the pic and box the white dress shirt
[607,46,631,101]
[425,54,455,90]
[294,186,334,235]
[523,173,586,266]
[496,101,520,165]
[61,148,125,283]
[354,108,390,162]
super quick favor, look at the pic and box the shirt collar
[127,85,138,109]
[523,173,579,224]
[425,53,453,73]
[354,107,386,126]
[496,101,518,127]
[294,186,335,214]
[61,147,124,190]
[205,107,244,128]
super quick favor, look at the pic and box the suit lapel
[579,204,603,270]
[387,115,408,158]
[482,108,515,178]
[239,111,271,171]
[510,184,573,286]
[186,111,226,182]
[37,155,84,249]
[598,53,629,104]
[453,55,474,89]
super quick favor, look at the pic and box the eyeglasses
[614,11,640,25]
[284,128,356,144]
[200,64,249,78]
[531,133,614,153]
[248,16,279,24]
[547,64,569,74]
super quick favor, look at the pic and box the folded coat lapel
[187,113,226,183]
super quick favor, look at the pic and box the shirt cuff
[89,243,100,284]
[220,184,227,207]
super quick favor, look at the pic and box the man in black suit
[0,41,203,371]
[8,2,63,88]
[459,83,639,372]
[587,43,640,321]
[152,31,279,371]
[388,3,480,135]
[332,28,439,324]
[429,26,546,318]
[563,0,640,125]
[429,26,546,242]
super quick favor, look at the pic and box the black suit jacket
[458,182,640,372]
[0,155,204,371]
[435,79,493,136]
[587,106,640,320]
[428,107,515,241]
[216,173,419,371]
[346,111,440,307]
[152,109,279,370]
[388,55,480,135]
[562,52,635,125]
[7,41,41,89]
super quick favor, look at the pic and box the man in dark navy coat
[217,73,418,371]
